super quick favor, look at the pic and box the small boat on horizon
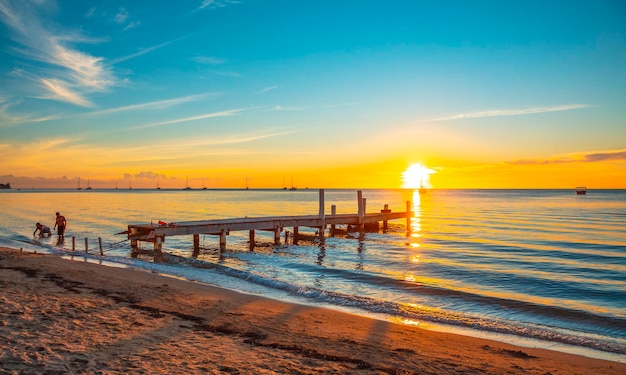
[575,186,587,195]
[183,176,192,190]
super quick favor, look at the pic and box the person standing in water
[54,212,67,242]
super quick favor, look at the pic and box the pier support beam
[130,239,138,258]
[193,234,200,257]
[293,226,299,245]
[357,190,365,233]
[274,226,281,245]
[249,230,255,251]
[154,236,163,262]
[381,204,391,231]
[219,230,227,253]
[330,205,336,236]
[406,200,412,236]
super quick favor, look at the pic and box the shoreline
[2,246,625,374]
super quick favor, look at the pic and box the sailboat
[183,176,192,190]
[156,179,161,190]
[419,182,427,194]
[85,179,92,190]
[245,177,249,190]
[76,177,82,190]
[289,176,297,191]
[202,179,207,190]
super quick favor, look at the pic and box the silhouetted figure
[54,212,67,242]
[33,223,51,238]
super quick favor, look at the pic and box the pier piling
[124,189,411,260]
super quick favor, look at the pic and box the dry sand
[1,247,624,374]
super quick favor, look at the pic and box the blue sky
[1,0,625,188]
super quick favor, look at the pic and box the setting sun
[402,163,435,189]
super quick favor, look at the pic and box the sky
[1,0,625,189]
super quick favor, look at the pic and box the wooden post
[72,236,76,252]
[357,190,365,233]
[193,234,200,257]
[274,226,281,245]
[154,236,163,262]
[293,226,299,245]
[319,189,325,243]
[219,230,227,253]
[357,190,363,223]
[381,204,391,231]
[98,237,103,256]
[84,238,89,254]
[330,205,336,236]
[406,200,412,236]
[284,230,290,244]
[249,230,255,251]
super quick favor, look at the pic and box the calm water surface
[1,189,625,361]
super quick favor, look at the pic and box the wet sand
[1,247,624,374]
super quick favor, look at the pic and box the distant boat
[183,176,192,190]
[202,179,207,190]
[575,186,587,195]
[419,182,427,194]
[77,177,82,190]
[85,179,92,190]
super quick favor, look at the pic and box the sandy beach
[1,247,624,374]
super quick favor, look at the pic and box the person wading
[54,212,67,242]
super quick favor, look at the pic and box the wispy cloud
[430,104,590,122]
[506,148,626,165]
[114,8,129,24]
[257,85,280,94]
[40,78,93,107]
[114,8,140,31]
[193,0,241,13]
[268,105,305,111]
[0,1,116,107]
[127,107,255,130]
[85,92,218,116]
[111,40,175,64]
[193,55,226,65]
[0,96,61,126]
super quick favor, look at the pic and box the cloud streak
[430,104,590,122]
[111,40,176,64]
[85,92,218,116]
[127,107,256,130]
[0,1,116,107]
[506,148,626,165]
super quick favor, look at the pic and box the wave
[160,253,626,355]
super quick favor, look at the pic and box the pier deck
[125,190,411,260]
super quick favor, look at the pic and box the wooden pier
[126,190,411,261]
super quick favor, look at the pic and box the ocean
[1,188,625,362]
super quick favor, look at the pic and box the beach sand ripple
[1,248,624,374]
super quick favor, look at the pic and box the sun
[402,163,435,189]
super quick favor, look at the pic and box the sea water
[1,188,624,362]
